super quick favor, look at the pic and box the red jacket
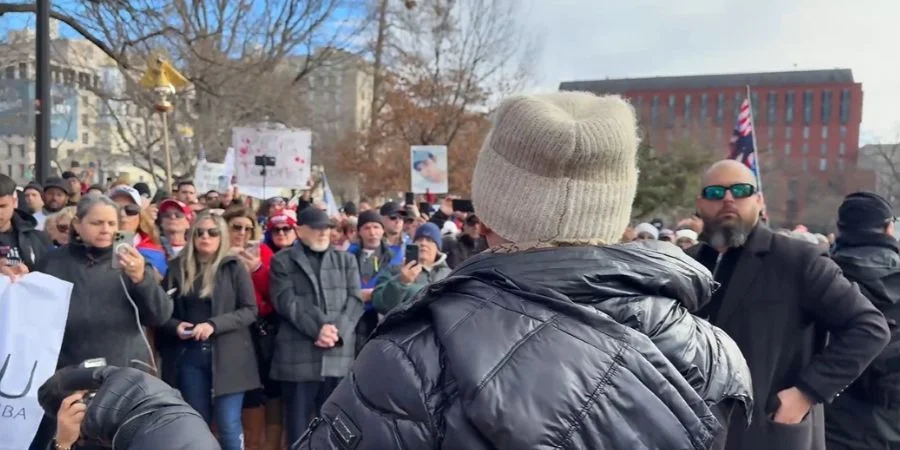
[251,243,275,317]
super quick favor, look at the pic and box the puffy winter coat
[294,241,753,450]
[39,366,220,450]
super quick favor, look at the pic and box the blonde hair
[178,211,231,297]
[50,206,77,229]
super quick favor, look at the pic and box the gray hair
[69,195,121,240]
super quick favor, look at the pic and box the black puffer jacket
[39,366,220,450]
[294,242,753,450]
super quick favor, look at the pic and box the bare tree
[2,0,367,186]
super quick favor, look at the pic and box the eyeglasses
[701,183,756,201]
[272,227,293,235]
[194,228,221,238]
[162,210,186,219]
[56,224,69,234]
[387,215,403,221]
[123,204,141,217]
[231,224,253,233]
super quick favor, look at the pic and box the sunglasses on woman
[56,224,69,234]
[701,183,756,201]
[123,204,141,217]
[230,223,254,233]
[271,226,293,235]
[194,228,222,238]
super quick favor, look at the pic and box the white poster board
[232,127,312,190]
[193,160,229,194]
[0,273,73,450]
[410,145,449,194]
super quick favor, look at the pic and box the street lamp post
[140,58,189,191]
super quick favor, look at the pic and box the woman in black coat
[158,211,260,450]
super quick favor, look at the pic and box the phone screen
[404,244,420,265]
[404,192,415,205]
[451,199,475,213]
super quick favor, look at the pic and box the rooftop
[559,69,856,93]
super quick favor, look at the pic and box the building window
[684,94,692,122]
[18,63,27,79]
[820,143,827,155]
[838,158,845,171]
[4,144,10,158]
[821,90,832,124]
[715,93,725,124]
[821,126,828,139]
[802,142,809,154]
[82,114,90,126]
[766,91,777,124]
[803,126,810,139]
[785,143,792,155]
[819,158,827,172]
[786,127,793,139]
[785,91,795,124]
[802,90,813,125]
[839,89,850,124]
[82,132,89,144]
[700,93,708,121]
[840,125,847,139]
[751,92,759,123]
[4,66,14,79]
[651,95,660,125]
[667,94,676,127]
[18,144,25,158]
[802,158,808,172]
[839,142,846,155]
[767,127,774,140]
[18,164,25,177]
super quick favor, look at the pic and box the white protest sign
[193,159,229,194]
[232,127,312,190]
[0,273,73,450]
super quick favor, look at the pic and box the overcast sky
[520,0,900,144]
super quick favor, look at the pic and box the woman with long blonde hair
[158,211,260,450]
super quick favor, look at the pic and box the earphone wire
[119,275,158,376]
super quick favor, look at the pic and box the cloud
[521,0,900,143]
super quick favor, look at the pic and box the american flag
[729,97,759,178]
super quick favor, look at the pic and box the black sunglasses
[123,204,141,217]
[162,210,186,219]
[194,228,221,238]
[701,183,756,201]
[271,226,293,235]
[230,223,253,233]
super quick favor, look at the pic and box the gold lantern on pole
[139,58,190,191]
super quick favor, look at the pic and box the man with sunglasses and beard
[688,159,889,450]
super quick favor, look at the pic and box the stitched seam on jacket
[555,341,626,449]
[351,338,429,425]
[475,315,558,394]
[441,289,499,338]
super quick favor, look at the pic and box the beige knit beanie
[472,91,639,244]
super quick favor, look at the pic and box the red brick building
[559,69,873,228]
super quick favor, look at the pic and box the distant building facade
[560,69,873,227]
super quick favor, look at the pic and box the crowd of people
[2,90,900,450]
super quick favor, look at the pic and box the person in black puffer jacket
[826,192,900,449]
[38,365,220,450]
[294,92,752,450]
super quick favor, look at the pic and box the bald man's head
[695,159,764,251]
[702,159,757,188]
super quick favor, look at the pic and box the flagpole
[746,85,764,194]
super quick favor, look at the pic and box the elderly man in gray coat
[269,207,364,445]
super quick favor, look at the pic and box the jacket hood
[832,236,900,308]
[11,208,38,232]
[454,240,717,312]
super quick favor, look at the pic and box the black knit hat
[357,210,384,230]
[837,192,893,231]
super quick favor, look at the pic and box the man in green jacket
[372,222,452,314]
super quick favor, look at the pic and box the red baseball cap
[158,199,193,222]
[267,213,297,231]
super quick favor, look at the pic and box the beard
[305,239,330,252]
[701,215,754,249]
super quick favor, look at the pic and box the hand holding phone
[404,244,420,265]
[177,322,195,340]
